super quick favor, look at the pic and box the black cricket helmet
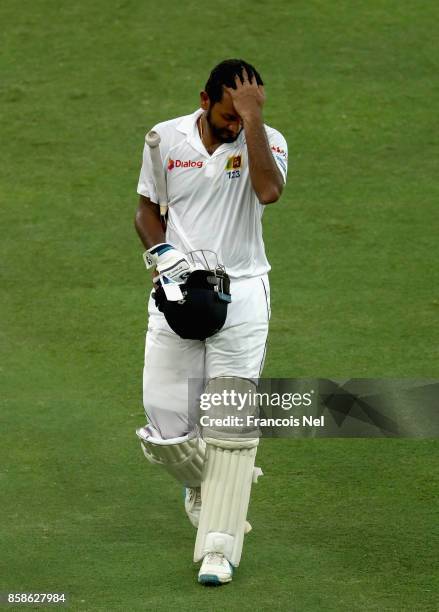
[153,253,231,341]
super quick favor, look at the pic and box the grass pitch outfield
[1,0,438,610]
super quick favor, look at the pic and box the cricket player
[135,59,288,585]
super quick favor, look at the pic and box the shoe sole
[198,573,232,585]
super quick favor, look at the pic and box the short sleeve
[267,129,288,184]
[137,139,158,203]
[137,125,170,203]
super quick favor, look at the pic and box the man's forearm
[135,195,165,249]
[242,111,284,204]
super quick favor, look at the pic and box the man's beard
[206,109,241,143]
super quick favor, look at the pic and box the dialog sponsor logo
[168,158,203,170]
[271,145,287,158]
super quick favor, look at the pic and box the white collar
[176,108,203,135]
[176,108,244,158]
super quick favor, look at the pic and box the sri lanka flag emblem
[225,155,242,170]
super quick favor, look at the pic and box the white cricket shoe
[184,487,252,533]
[184,487,202,527]
[198,552,233,585]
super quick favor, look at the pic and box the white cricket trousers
[142,275,270,439]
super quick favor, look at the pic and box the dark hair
[205,59,264,104]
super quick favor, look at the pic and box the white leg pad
[194,437,260,567]
[136,425,206,488]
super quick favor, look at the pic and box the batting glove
[143,243,192,283]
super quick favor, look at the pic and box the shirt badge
[225,155,242,170]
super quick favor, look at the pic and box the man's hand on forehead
[224,68,265,121]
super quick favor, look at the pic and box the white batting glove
[143,243,192,283]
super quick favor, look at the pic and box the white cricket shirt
[137,108,288,279]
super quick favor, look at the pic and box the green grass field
[1,0,438,610]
